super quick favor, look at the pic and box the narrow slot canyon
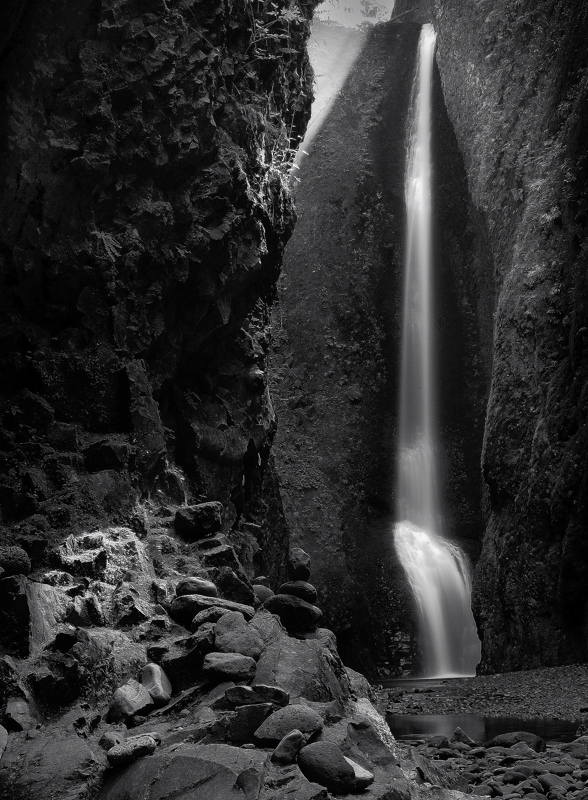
[0,0,587,797]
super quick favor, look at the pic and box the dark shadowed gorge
[0,0,587,797]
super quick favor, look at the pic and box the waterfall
[393,24,481,678]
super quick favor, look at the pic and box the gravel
[378,665,588,722]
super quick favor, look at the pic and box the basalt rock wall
[270,20,494,677]
[0,0,317,579]
[433,0,588,672]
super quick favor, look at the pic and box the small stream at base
[379,678,582,743]
[386,713,581,744]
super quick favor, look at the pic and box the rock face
[0,0,316,588]
[270,19,493,675]
[432,0,588,671]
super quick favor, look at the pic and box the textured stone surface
[432,0,588,671]
[269,19,492,676]
[202,653,257,682]
[170,594,255,627]
[260,763,329,800]
[4,697,35,732]
[297,741,357,793]
[176,578,219,599]
[100,742,269,800]
[254,704,323,744]
[191,607,232,631]
[106,734,158,767]
[141,663,172,707]
[228,703,274,746]
[0,547,31,577]
[109,679,154,722]
[272,729,306,764]
[174,504,224,540]
[287,548,311,582]
[0,0,316,584]
[225,684,289,708]
[254,629,351,704]
[344,756,374,790]
[253,585,275,604]
[262,594,322,632]
[214,611,264,660]
[278,581,318,604]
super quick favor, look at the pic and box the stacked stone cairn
[97,542,391,796]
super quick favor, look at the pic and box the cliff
[270,19,493,677]
[0,0,319,574]
[433,0,588,671]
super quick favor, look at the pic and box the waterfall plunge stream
[393,24,481,678]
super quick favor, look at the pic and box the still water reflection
[386,713,580,743]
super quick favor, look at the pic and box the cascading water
[393,24,481,678]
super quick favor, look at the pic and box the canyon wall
[270,20,493,676]
[433,0,588,671]
[0,0,317,581]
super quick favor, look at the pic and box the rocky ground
[0,503,413,800]
[380,669,588,800]
[397,727,588,800]
[379,667,588,721]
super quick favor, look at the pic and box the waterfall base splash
[394,521,481,677]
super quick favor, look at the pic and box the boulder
[272,729,305,764]
[262,594,322,632]
[214,566,255,606]
[107,734,158,767]
[109,679,154,722]
[452,726,477,746]
[4,697,35,731]
[344,756,374,790]
[228,703,274,745]
[49,624,79,653]
[253,629,351,704]
[176,577,219,598]
[200,544,243,571]
[297,741,357,793]
[0,546,31,577]
[254,704,323,744]
[214,611,264,660]
[537,774,569,793]
[0,724,98,799]
[100,742,268,800]
[174,503,224,539]
[427,734,451,749]
[253,585,274,604]
[99,730,126,751]
[170,594,254,627]
[225,684,289,708]
[160,629,216,691]
[287,548,311,581]
[191,606,232,631]
[260,763,329,800]
[141,663,172,707]
[485,731,545,752]
[202,652,257,681]
[278,581,317,604]
[113,585,151,627]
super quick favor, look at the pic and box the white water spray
[393,24,481,678]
